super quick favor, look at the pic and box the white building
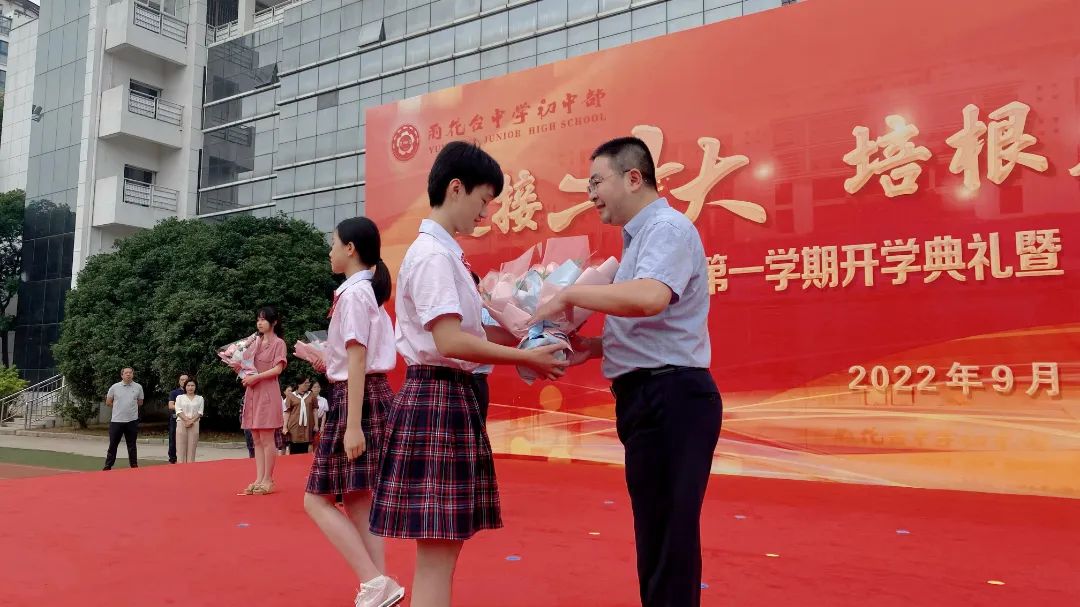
[0,0,39,192]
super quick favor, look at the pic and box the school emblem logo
[391,124,421,161]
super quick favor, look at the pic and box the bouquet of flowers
[217,333,258,378]
[478,235,620,383]
[293,330,329,369]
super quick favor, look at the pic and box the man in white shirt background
[102,367,145,470]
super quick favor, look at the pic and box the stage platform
[1,455,1077,606]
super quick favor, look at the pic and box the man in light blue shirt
[535,137,722,607]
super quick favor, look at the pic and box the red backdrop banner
[365,0,1080,497]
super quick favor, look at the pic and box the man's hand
[567,333,602,366]
[530,290,574,326]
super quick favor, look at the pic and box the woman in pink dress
[241,306,288,495]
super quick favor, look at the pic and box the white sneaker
[354,576,405,607]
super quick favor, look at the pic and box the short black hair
[471,271,480,286]
[590,137,658,189]
[427,141,504,207]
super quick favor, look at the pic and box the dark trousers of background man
[473,374,490,422]
[611,367,722,607]
[104,420,140,469]
[167,412,178,463]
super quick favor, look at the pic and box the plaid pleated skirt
[369,365,502,540]
[305,375,392,495]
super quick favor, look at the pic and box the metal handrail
[0,374,64,428]
[26,383,67,429]
[123,179,179,211]
[128,89,183,126]
[133,2,188,44]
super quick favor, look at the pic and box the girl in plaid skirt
[370,141,568,607]
[304,217,404,607]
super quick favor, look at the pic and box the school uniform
[369,219,502,540]
[305,269,397,496]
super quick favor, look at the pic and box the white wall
[73,0,207,279]
[0,13,38,192]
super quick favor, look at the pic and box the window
[0,40,8,65]
[358,20,386,47]
[316,91,338,111]
[124,165,155,184]
[130,80,161,98]
[0,70,6,91]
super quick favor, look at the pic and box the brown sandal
[252,481,274,495]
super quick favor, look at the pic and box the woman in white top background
[174,379,205,463]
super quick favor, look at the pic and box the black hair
[590,137,658,190]
[257,305,285,337]
[427,141,504,207]
[471,271,480,286]
[335,217,392,306]
[184,379,197,389]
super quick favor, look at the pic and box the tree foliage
[55,215,335,428]
[0,189,24,366]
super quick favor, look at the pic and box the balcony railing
[207,0,305,45]
[206,20,240,45]
[253,0,301,28]
[128,89,183,126]
[123,179,179,211]
[133,2,187,44]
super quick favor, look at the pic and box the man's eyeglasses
[586,170,626,194]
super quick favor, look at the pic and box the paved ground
[0,431,251,464]
[0,462,73,480]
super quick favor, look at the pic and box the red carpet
[1,455,1077,606]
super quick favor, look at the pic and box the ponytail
[371,259,391,306]
[335,216,392,307]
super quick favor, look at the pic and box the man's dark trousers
[612,367,722,607]
[167,413,177,463]
[104,420,139,469]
